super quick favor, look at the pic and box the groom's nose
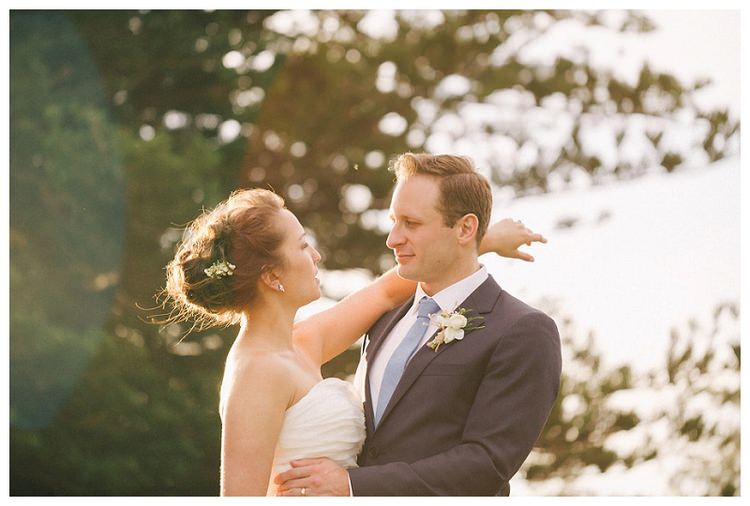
[386,224,404,250]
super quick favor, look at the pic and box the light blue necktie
[374,296,440,428]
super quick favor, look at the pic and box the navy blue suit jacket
[348,275,561,495]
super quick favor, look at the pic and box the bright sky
[638,9,740,115]
[483,155,740,373]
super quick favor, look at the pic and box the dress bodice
[267,377,365,494]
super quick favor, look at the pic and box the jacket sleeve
[348,312,562,496]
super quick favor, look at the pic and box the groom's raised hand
[274,457,350,496]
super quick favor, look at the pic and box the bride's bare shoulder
[220,345,296,412]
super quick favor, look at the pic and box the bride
[163,187,545,496]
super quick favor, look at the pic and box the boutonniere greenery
[426,308,484,352]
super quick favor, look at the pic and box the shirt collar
[412,265,489,314]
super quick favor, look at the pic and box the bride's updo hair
[164,188,286,329]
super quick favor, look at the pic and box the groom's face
[386,174,461,286]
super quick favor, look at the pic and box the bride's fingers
[508,249,535,262]
[527,232,547,243]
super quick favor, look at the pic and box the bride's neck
[236,296,297,350]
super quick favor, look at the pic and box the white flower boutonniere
[426,307,484,352]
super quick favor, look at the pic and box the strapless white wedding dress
[267,377,366,494]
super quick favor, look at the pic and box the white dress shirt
[367,265,488,417]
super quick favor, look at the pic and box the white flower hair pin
[426,308,484,352]
[204,259,236,279]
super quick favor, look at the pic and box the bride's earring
[277,283,285,293]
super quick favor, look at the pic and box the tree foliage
[518,302,739,495]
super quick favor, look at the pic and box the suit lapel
[363,297,414,434]
[375,276,502,429]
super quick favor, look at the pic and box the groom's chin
[395,264,417,281]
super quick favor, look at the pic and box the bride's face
[273,209,322,305]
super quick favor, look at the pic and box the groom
[277,153,562,495]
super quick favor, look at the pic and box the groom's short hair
[390,153,492,244]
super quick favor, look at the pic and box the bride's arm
[293,218,546,366]
[220,357,294,496]
[293,267,415,366]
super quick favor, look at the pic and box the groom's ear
[455,213,479,246]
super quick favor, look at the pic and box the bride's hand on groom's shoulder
[480,218,547,262]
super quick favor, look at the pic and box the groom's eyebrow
[389,211,419,221]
